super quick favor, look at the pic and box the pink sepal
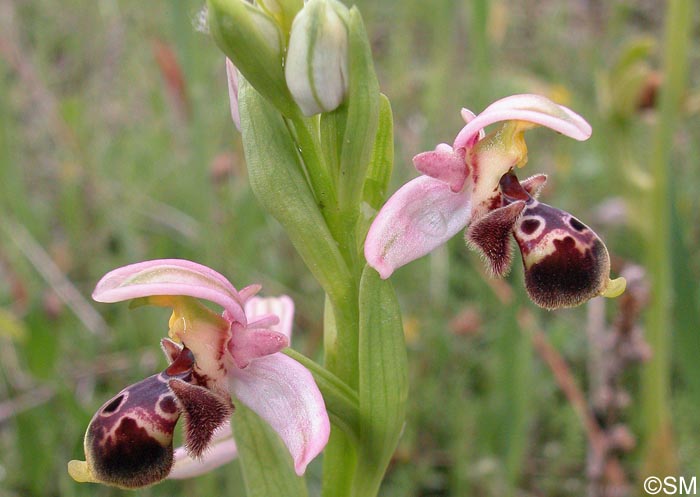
[230,353,331,475]
[92,259,246,325]
[453,94,592,149]
[364,176,472,279]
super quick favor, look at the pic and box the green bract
[208,0,295,115]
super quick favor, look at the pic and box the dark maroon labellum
[466,171,614,309]
[73,343,232,489]
[502,172,613,309]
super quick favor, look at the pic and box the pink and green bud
[285,0,349,115]
[208,0,295,115]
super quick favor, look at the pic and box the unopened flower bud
[208,0,296,115]
[257,0,303,34]
[285,0,349,116]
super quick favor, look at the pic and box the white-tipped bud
[285,0,349,116]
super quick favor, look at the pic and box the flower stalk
[70,1,626,496]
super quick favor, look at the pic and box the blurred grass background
[0,0,698,496]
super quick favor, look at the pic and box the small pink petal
[228,325,289,368]
[364,176,472,279]
[226,58,241,131]
[239,284,262,303]
[453,94,592,149]
[244,314,280,331]
[460,108,477,123]
[168,425,237,479]
[244,295,295,340]
[413,144,468,192]
[92,259,246,325]
[231,353,330,475]
[460,108,484,146]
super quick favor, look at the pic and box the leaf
[352,265,408,496]
[355,94,394,255]
[670,175,700,402]
[238,77,353,304]
[336,7,381,211]
[233,401,308,497]
[361,94,394,213]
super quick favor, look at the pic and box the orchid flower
[68,259,330,489]
[168,293,297,480]
[364,94,625,308]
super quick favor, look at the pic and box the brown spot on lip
[101,394,125,415]
[523,238,609,309]
[486,193,503,211]
[569,217,587,232]
[159,396,178,414]
[520,218,541,235]
[87,417,173,489]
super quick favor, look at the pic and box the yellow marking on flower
[68,460,98,484]
[168,309,189,343]
[509,120,538,168]
[601,277,627,299]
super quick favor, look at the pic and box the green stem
[292,115,364,272]
[324,293,360,387]
[641,0,692,476]
[289,115,339,220]
[283,348,360,444]
[321,295,360,497]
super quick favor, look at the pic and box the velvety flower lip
[88,259,330,479]
[168,426,238,480]
[468,170,627,308]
